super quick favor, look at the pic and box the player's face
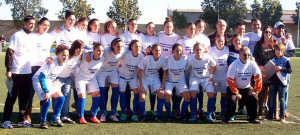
[90,20,100,33]
[78,20,88,31]
[24,19,35,32]
[108,22,117,34]
[173,46,183,56]
[164,22,173,35]
[93,45,104,58]
[196,22,205,34]
[264,28,272,39]
[152,46,161,57]
[39,20,50,33]
[58,49,69,63]
[131,42,141,53]
[128,20,137,32]
[65,15,76,28]
[216,20,227,33]
[233,36,242,48]
[216,37,225,48]
[75,45,84,56]
[113,42,124,54]
[186,24,196,37]
[235,25,245,35]
[251,20,261,33]
[275,26,285,37]
[193,45,204,56]
[146,23,155,36]
[275,48,283,58]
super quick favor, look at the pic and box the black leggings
[3,74,31,122]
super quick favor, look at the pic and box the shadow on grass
[0,111,254,126]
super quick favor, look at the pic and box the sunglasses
[276,26,285,29]
[243,54,250,57]
[264,31,272,34]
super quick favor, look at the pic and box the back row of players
[2,9,295,129]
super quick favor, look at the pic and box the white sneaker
[2,121,13,129]
[17,120,32,128]
[110,115,119,122]
[100,114,106,122]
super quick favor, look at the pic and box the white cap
[274,22,285,28]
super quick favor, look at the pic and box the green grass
[0,52,300,135]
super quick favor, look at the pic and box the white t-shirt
[178,35,200,55]
[140,34,158,50]
[138,55,166,81]
[100,47,126,72]
[273,35,295,53]
[100,33,117,48]
[51,26,80,49]
[187,54,216,79]
[227,59,261,89]
[164,55,188,82]
[76,28,88,45]
[243,31,262,53]
[32,57,66,81]
[157,31,180,57]
[8,29,35,74]
[76,53,104,81]
[31,32,56,67]
[58,55,81,78]
[120,31,142,48]
[195,33,211,50]
[242,34,250,47]
[118,51,144,78]
[208,46,229,79]
[86,32,101,52]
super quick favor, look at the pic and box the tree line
[1,0,300,31]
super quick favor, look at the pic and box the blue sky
[0,0,298,24]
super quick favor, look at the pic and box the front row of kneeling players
[34,37,280,128]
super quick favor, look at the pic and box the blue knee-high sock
[100,87,106,115]
[133,94,139,115]
[77,98,86,118]
[197,91,203,111]
[139,101,146,116]
[176,96,182,111]
[156,98,164,117]
[150,94,156,111]
[221,97,226,114]
[41,99,51,122]
[180,100,190,117]
[190,98,197,118]
[105,88,109,111]
[207,98,216,119]
[165,101,172,116]
[120,92,126,114]
[126,89,131,110]
[91,97,100,117]
[111,87,119,115]
[73,88,78,105]
[51,96,65,121]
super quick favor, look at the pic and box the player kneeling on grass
[137,44,167,122]
[32,45,69,129]
[118,40,144,121]
[222,46,262,124]
[187,43,216,123]
[75,43,105,124]
[163,43,190,121]
[266,43,292,123]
